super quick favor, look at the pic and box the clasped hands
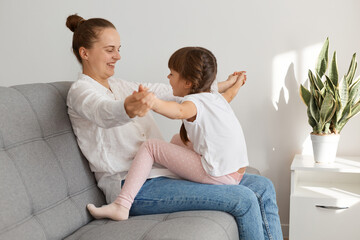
[124,85,155,118]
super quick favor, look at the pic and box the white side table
[289,154,360,240]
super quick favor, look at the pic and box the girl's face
[81,28,121,82]
[167,69,192,97]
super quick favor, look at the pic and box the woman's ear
[79,47,89,61]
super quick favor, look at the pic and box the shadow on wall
[263,62,309,223]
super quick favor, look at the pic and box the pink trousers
[115,134,244,209]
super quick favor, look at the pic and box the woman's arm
[221,71,247,103]
[152,98,197,120]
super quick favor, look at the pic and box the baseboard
[282,223,289,238]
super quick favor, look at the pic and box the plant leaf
[349,101,360,119]
[349,76,360,106]
[337,76,349,120]
[307,107,317,130]
[313,71,324,91]
[320,92,335,124]
[315,38,329,78]
[345,53,357,85]
[328,51,339,87]
[300,84,311,107]
[309,95,320,123]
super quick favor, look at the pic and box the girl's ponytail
[180,123,189,145]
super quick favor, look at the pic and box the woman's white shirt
[67,74,178,202]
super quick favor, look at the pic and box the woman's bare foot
[87,202,129,221]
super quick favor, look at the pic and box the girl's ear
[79,47,89,61]
[184,80,193,89]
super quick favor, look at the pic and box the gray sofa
[0,82,259,240]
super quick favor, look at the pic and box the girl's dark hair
[168,47,217,145]
[66,14,116,63]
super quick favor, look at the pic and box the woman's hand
[124,84,156,118]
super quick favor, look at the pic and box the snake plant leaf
[325,75,336,96]
[324,122,331,134]
[310,85,320,108]
[310,95,320,124]
[312,70,325,91]
[320,92,335,124]
[349,76,360,105]
[307,107,317,130]
[338,101,351,125]
[349,101,360,119]
[300,84,311,107]
[345,53,357,85]
[315,37,329,78]
[308,70,316,90]
[350,76,360,89]
[328,51,339,87]
[337,76,349,120]
[335,101,352,133]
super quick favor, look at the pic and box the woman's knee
[259,176,276,196]
[225,186,259,216]
[242,174,276,197]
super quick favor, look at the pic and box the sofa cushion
[65,211,239,240]
[0,82,106,240]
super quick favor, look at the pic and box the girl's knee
[170,134,181,145]
[142,139,165,152]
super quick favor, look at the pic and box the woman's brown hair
[66,14,116,63]
[168,47,218,144]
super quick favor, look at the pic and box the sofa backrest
[0,82,106,240]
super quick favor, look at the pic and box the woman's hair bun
[66,14,85,32]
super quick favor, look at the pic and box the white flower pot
[311,134,340,163]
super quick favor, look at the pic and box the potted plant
[299,38,360,163]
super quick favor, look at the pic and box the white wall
[1,0,360,236]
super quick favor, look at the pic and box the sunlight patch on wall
[299,43,323,85]
[301,135,313,155]
[271,42,323,112]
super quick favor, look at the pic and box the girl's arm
[218,75,238,93]
[152,98,197,120]
[218,71,247,93]
[221,71,247,103]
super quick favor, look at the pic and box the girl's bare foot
[87,202,129,221]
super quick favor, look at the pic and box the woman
[65,14,283,240]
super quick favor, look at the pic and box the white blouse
[67,74,178,202]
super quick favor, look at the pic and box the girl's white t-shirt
[182,92,249,177]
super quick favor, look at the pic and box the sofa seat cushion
[65,211,239,240]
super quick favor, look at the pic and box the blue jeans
[129,173,283,240]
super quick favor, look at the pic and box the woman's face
[82,28,121,82]
[167,69,191,97]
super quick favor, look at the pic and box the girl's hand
[221,71,247,103]
[225,73,238,86]
[124,85,156,118]
[233,71,247,86]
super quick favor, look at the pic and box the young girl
[87,46,249,220]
